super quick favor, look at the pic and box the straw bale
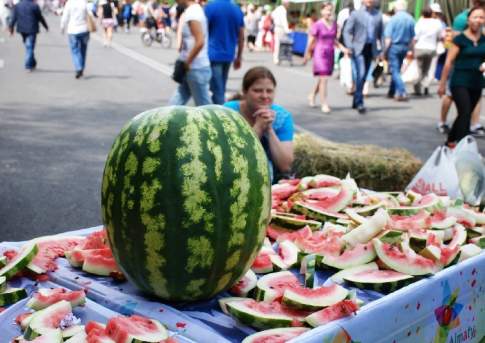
[293,134,422,191]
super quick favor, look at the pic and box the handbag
[87,13,97,33]
[172,59,187,84]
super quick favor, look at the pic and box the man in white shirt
[271,0,290,64]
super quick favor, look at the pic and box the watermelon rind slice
[277,240,299,268]
[124,319,168,342]
[299,254,316,288]
[291,202,347,223]
[62,325,85,339]
[241,327,310,343]
[0,276,6,293]
[387,206,422,216]
[0,256,7,268]
[14,330,63,343]
[341,269,414,293]
[373,238,436,276]
[19,312,34,331]
[282,284,349,311]
[218,297,248,315]
[226,301,295,329]
[0,242,38,279]
[63,330,87,343]
[24,300,72,340]
[432,216,457,230]
[321,242,376,270]
[0,287,28,306]
[352,202,384,216]
[229,269,257,297]
[27,288,86,311]
[470,235,485,248]
[330,262,379,284]
[458,244,482,263]
[270,214,322,231]
[255,271,300,302]
[342,208,389,247]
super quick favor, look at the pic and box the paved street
[1,14,484,241]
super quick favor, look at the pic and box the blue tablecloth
[1,226,484,342]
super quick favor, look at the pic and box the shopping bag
[406,146,461,199]
[87,13,97,33]
[339,56,352,91]
[401,58,419,84]
[453,136,485,206]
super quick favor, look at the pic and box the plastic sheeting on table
[1,226,484,343]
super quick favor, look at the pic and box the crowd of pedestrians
[4,0,485,177]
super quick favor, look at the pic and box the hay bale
[293,134,422,191]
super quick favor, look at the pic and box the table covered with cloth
[0,226,484,343]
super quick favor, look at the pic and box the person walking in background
[224,66,294,183]
[60,0,91,79]
[169,0,211,106]
[97,0,117,47]
[304,2,348,113]
[121,0,132,32]
[413,6,442,96]
[204,0,244,105]
[438,6,485,147]
[8,0,48,72]
[271,0,290,65]
[343,0,383,114]
[245,3,259,52]
[383,0,414,101]
[260,7,273,51]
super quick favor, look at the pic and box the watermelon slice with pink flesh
[301,179,355,213]
[65,230,110,267]
[373,238,437,275]
[282,284,349,311]
[294,230,344,256]
[341,269,414,293]
[24,300,73,340]
[14,330,63,343]
[271,183,298,201]
[226,299,310,329]
[389,210,431,231]
[251,246,276,274]
[255,271,301,302]
[308,175,341,189]
[447,207,476,228]
[275,226,313,243]
[104,315,168,343]
[301,187,339,201]
[342,208,389,247]
[27,288,86,311]
[321,242,376,270]
[278,179,301,186]
[82,248,121,276]
[0,242,38,279]
[16,312,34,331]
[304,299,359,328]
[241,327,310,343]
[430,211,457,229]
[229,269,257,297]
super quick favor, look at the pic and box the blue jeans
[21,33,37,70]
[210,62,231,105]
[351,44,373,108]
[169,66,212,106]
[388,44,409,97]
[68,32,90,72]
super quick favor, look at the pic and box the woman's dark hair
[242,66,277,93]
[468,5,484,18]
[421,6,432,18]
[321,1,333,11]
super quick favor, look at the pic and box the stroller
[278,34,294,66]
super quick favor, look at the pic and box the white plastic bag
[406,146,461,199]
[339,56,353,91]
[401,58,419,84]
[453,136,485,205]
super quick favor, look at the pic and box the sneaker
[470,126,485,137]
[437,123,450,134]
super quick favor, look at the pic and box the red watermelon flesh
[295,231,343,256]
[80,230,109,250]
[275,226,313,243]
[382,243,436,269]
[303,188,340,201]
[82,248,120,274]
[86,321,106,334]
[105,315,167,343]
[15,312,33,326]
[250,328,309,343]
[264,273,301,302]
[272,184,298,201]
[251,248,275,273]
[389,210,431,231]
[243,299,311,321]
[305,300,359,327]
[278,179,301,186]
[30,288,85,309]
[266,225,293,241]
[309,176,341,188]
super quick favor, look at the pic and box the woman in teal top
[224,66,294,183]
[439,6,485,146]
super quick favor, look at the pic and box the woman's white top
[61,0,89,35]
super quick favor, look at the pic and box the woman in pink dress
[304,2,348,113]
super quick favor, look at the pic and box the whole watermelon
[101,105,271,301]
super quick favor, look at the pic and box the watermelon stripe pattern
[101,105,271,301]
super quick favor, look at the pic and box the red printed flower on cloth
[433,281,463,343]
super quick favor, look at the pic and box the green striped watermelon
[101,105,271,301]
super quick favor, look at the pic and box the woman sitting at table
[224,66,294,183]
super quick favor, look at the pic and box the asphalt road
[1,14,484,241]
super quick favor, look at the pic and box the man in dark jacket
[9,0,48,71]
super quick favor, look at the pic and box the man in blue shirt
[8,0,48,72]
[343,0,383,114]
[204,0,244,104]
[384,0,415,101]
